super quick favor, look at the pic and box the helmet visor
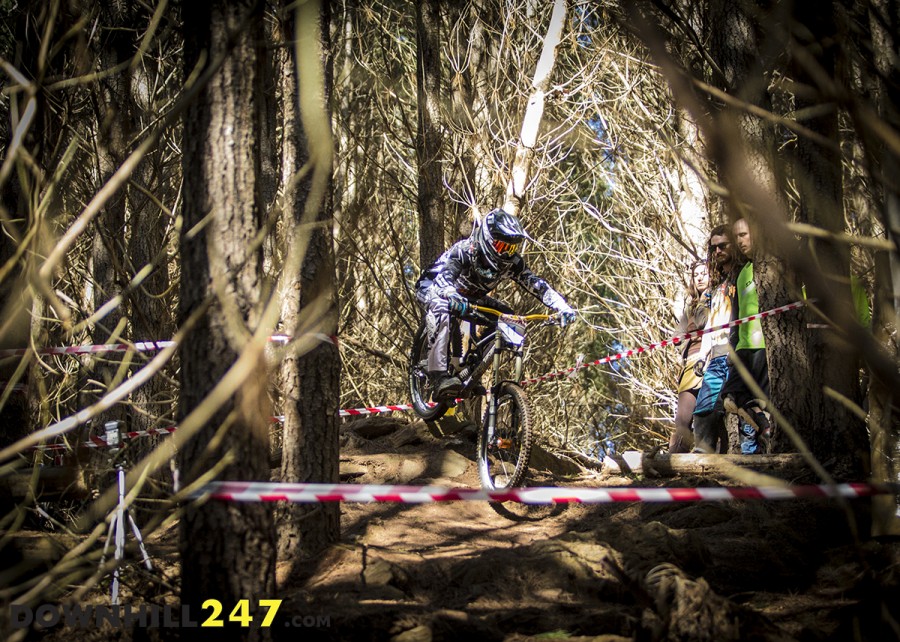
[492,239,519,257]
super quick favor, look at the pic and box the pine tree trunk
[865,0,900,533]
[88,2,137,437]
[178,1,276,635]
[275,0,342,576]
[789,2,867,479]
[416,0,446,266]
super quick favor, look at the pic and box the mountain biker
[415,208,576,400]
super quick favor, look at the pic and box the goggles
[492,239,520,256]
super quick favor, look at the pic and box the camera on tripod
[98,418,152,604]
[104,420,123,451]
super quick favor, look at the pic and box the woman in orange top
[669,259,709,453]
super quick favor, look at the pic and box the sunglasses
[709,242,730,252]
[492,239,519,256]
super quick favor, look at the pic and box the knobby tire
[477,382,532,490]
[408,318,448,421]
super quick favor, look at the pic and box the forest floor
[18,414,900,641]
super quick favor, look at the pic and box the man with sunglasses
[415,208,576,400]
[720,218,773,454]
[690,224,744,453]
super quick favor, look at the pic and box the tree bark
[178,1,276,636]
[863,0,900,533]
[786,2,867,479]
[416,0,446,266]
[88,2,138,435]
[275,0,342,577]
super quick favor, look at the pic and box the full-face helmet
[473,208,527,271]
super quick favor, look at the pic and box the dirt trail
[29,415,900,642]
[272,416,900,642]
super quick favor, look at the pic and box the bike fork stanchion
[98,421,153,605]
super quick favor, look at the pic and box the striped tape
[31,404,428,452]
[33,426,178,452]
[330,301,807,413]
[340,403,420,417]
[521,300,806,386]
[0,341,176,358]
[195,481,899,504]
[24,302,807,453]
[0,334,338,358]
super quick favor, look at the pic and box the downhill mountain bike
[408,304,562,490]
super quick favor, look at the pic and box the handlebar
[468,304,559,324]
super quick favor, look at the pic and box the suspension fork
[483,331,502,442]
[483,333,524,443]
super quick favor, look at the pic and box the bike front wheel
[408,318,449,421]
[477,382,532,490]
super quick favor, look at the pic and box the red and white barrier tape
[195,480,899,504]
[31,403,421,451]
[0,334,338,358]
[0,341,176,358]
[33,426,178,452]
[521,300,806,386]
[31,403,429,451]
[339,403,420,417]
[24,302,808,453]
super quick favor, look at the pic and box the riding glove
[559,309,576,327]
[446,293,469,316]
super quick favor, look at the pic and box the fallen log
[602,450,813,482]
[0,465,90,503]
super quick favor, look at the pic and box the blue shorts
[693,355,729,416]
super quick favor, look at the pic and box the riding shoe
[724,396,774,448]
[432,373,463,400]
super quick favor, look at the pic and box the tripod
[99,422,152,605]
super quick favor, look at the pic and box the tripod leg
[112,513,123,605]
[100,516,116,566]
[111,467,127,605]
[127,512,153,570]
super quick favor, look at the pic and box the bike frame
[464,305,552,442]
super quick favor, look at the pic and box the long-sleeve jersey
[416,239,568,310]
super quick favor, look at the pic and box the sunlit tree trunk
[177,1,276,635]
[503,0,567,215]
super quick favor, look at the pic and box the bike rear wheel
[408,318,449,421]
[477,382,532,490]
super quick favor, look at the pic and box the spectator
[669,259,710,453]
[691,224,743,453]
[721,218,772,454]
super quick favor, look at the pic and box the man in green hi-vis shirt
[719,218,773,454]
